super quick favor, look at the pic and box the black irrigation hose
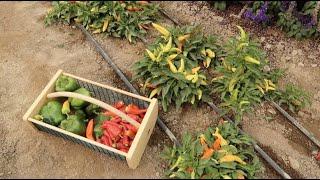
[75,24,181,147]
[270,101,320,148]
[160,6,292,179]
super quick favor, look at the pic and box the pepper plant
[132,24,223,111]
[45,1,160,43]
[211,26,280,123]
[161,121,261,179]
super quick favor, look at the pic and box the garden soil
[0,1,319,179]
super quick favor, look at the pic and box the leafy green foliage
[213,1,227,11]
[161,121,261,179]
[268,83,311,113]
[132,24,223,111]
[44,1,160,43]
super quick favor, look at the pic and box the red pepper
[101,134,111,146]
[124,129,136,139]
[119,106,126,113]
[114,101,125,109]
[123,136,130,147]
[102,122,122,140]
[127,114,141,123]
[125,104,147,115]
[116,139,127,150]
[104,110,117,117]
[119,148,129,153]
[139,113,145,119]
[110,116,122,123]
[123,123,137,134]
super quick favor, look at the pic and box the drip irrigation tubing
[76,23,291,179]
[270,101,320,148]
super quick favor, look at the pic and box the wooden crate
[23,69,158,169]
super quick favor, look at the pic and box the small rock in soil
[263,65,271,72]
[298,62,304,67]
[267,108,277,115]
[311,64,317,68]
[156,172,160,177]
[260,37,265,42]
[292,50,298,56]
[265,43,272,49]
[288,156,300,169]
[298,111,308,118]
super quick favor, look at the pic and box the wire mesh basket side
[32,122,126,160]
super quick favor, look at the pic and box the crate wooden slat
[23,69,158,169]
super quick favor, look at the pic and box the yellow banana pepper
[178,58,185,72]
[244,56,260,65]
[219,154,246,165]
[151,23,170,38]
[205,49,215,58]
[146,49,156,61]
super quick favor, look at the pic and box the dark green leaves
[44,1,160,43]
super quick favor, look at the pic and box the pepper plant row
[45,1,160,43]
[132,23,311,123]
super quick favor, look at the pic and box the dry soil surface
[1,1,320,179]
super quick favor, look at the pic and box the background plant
[45,1,160,43]
[267,83,312,113]
[161,121,261,179]
[132,24,223,111]
[242,1,320,39]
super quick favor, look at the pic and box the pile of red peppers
[96,101,147,153]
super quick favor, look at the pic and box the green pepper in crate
[40,101,66,126]
[75,109,86,120]
[68,87,91,109]
[85,103,101,116]
[55,75,79,92]
[60,115,86,136]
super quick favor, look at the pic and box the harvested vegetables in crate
[23,70,158,169]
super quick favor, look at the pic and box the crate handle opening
[47,92,140,128]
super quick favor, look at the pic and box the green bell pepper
[60,115,86,136]
[75,109,86,120]
[40,101,66,126]
[55,75,79,92]
[68,87,91,109]
[85,103,101,116]
[93,113,111,138]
